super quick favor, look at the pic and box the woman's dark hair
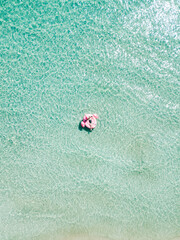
[89,119,92,123]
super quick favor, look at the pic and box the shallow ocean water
[0,0,180,239]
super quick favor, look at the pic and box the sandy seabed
[62,236,110,240]
[59,236,180,240]
[36,233,111,240]
[35,233,180,240]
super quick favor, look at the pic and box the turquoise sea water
[0,0,180,239]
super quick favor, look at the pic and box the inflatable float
[81,114,98,130]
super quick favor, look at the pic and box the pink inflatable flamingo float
[81,114,99,130]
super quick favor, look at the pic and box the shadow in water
[78,121,83,131]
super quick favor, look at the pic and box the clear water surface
[0,0,180,240]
